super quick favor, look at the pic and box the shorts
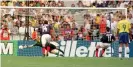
[42,43,56,53]
[41,34,51,47]
[119,32,129,43]
[97,43,111,48]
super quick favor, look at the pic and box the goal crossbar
[0,7,127,18]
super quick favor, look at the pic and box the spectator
[111,18,118,36]
[11,23,19,40]
[92,25,99,41]
[71,4,75,7]
[13,1,20,6]
[85,32,91,41]
[128,13,133,24]
[5,14,13,31]
[77,1,84,7]
[58,26,64,41]
[71,21,78,40]
[30,17,37,27]
[106,18,111,28]
[64,25,73,40]
[1,1,7,6]
[32,28,38,40]
[77,29,84,40]
[0,24,10,40]
[8,1,13,6]
[60,1,65,7]
[119,1,128,8]
[19,23,26,40]
[29,1,34,7]
[99,15,106,34]
[95,14,101,25]
[53,21,60,35]
[84,20,91,34]
[28,23,34,38]
[22,2,26,7]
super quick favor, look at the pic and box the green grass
[1,56,133,67]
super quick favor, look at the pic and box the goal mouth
[0,7,127,40]
[0,7,130,57]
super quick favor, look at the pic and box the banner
[0,40,18,56]
[57,41,133,57]
[17,40,133,57]
[17,40,42,56]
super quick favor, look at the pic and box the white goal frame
[0,7,127,18]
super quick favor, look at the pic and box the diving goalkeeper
[19,36,64,57]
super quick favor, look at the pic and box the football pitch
[1,56,133,67]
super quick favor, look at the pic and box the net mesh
[1,7,127,57]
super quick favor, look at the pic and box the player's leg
[118,33,123,58]
[119,43,123,58]
[42,46,51,57]
[124,33,130,58]
[96,44,101,57]
[50,49,64,57]
[45,34,52,43]
[125,43,129,58]
[42,47,47,57]
[49,44,64,57]
[41,34,47,47]
[100,43,110,57]
[100,48,105,57]
[56,48,64,54]
[41,34,51,56]
[50,41,64,54]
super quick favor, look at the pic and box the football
[19,45,23,49]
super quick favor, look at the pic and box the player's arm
[19,41,39,49]
[22,43,36,49]
[128,25,132,40]
[117,22,120,37]
[100,35,104,42]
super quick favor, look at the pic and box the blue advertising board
[17,40,133,57]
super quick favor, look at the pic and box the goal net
[0,7,127,57]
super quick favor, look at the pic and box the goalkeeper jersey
[34,40,50,47]
[34,41,43,47]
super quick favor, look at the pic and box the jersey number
[43,26,48,32]
[107,34,112,41]
[122,24,126,31]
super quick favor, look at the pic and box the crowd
[0,0,133,8]
[0,0,133,41]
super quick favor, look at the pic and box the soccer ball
[19,45,24,49]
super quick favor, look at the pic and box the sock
[125,47,129,58]
[42,48,45,55]
[119,47,122,58]
[101,49,105,57]
[57,48,64,54]
[126,47,129,54]
[43,54,48,57]
[46,46,50,52]
[55,53,64,57]
[55,53,59,56]
[43,54,45,57]
[59,54,64,57]
[96,49,99,57]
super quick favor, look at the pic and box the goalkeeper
[20,36,64,57]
